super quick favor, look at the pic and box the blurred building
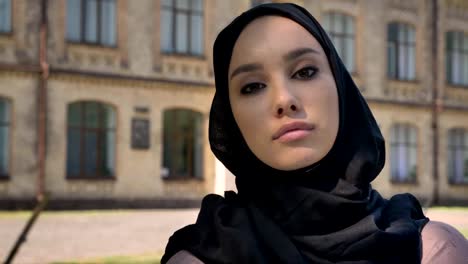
[0,0,467,209]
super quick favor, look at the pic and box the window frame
[0,0,12,34]
[66,101,116,180]
[66,0,117,47]
[0,97,11,180]
[322,12,356,74]
[161,0,204,57]
[390,123,418,183]
[251,0,272,7]
[446,31,468,87]
[162,108,204,180]
[447,128,468,185]
[387,22,416,81]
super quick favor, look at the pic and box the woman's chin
[265,148,324,171]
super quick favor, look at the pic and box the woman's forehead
[229,16,324,71]
[237,16,319,48]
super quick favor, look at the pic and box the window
[322,12,355,73]
[446,31,468,86]
[251,0,271,7]
[448,128,468,184]
[66,101,116,179]
[67,0,117,46]
[0,0,11,33]
[162,109,203,179]
[0,98,10,178]
[161,0,204,56]
[390,124,418,182]
[387,23,416,80]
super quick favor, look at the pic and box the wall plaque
[131,118,150,149]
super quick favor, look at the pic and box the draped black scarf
[162,3,429,264]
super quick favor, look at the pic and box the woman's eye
[240,83,266,95]
[293,67,318,80]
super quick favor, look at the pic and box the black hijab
[162,3,429,264]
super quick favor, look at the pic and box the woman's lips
[272,122,315,142]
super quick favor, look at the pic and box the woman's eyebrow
[230,63,263,80]
[229,48,319,80]
[283,47,320,62]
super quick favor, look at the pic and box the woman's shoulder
[421,220,468,264]
[166,250,204,264]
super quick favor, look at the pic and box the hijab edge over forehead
[210,3,385,189]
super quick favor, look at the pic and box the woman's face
[228,16,339,171]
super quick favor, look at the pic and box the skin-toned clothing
[421,221,468,263]
[167,250,203,264]
[167,220,468,264]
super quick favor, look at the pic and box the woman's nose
[273,81,301,117]
[276,103,298,116]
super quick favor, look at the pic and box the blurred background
[0,0,467,263]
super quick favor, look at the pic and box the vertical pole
[430,0,440,206]
[4,1,49,262]
[38,0,49,201]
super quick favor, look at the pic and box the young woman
[162,3,468,264]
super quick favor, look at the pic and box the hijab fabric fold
[162,3,428,264]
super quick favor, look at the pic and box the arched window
[447,128,468,184]
[0,97,10,178]
[162,109,203,179]
[66,101,116,178]
[387,22,416,80]
[446,31,468,86]
[322,12,356,73]
[390,123,418,182]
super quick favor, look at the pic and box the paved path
[0,208,466,264]
[0,209,199,264]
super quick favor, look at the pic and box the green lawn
[0,209,149,218]
[460,229,468,238]
[51,253,162,264]
[429,206,468,211]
